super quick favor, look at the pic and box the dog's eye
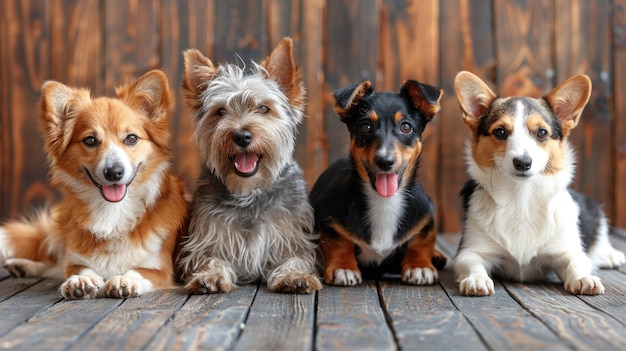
[83,136,98,147]
[259,105,270,114]
[536,128,549,140]
[360,122,372,134]
[400,122,412,134]
[125,134,139,145]
[216,108,227,116]
[493,128,508,140]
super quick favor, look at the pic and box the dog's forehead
[362,92,414,118]
[483,97,551,125]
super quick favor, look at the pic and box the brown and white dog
[453,71,625,296]
[0,70,188,299]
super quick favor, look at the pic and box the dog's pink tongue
[375,173,398,197]
[102,184,127,202]
[234,152,259,174]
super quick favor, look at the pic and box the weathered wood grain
[494,0,552,97]
[0,295,122,351]
[0,0,54,220]
[614,0,626,227]
[316,282,396,351]
[0,277,44,302]
[378,279,486,350]
[554,0,613,218]
[0,279,61,338]
[103,0,160,95]
[438,0,495,233]
[213,0,264,64]
[578,269,626,327]
[67,289,187,351]
[234,286,316,351]
[504,281,626,350]
[145,285,257,351]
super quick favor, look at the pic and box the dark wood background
[1,0,625,233]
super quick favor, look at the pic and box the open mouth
[232,152,261,177]
[83,165,140,202]
[370,172,400,197]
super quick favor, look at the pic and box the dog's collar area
[83,164,141,202]
[232,152,261,177]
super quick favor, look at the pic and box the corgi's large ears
[334,80,374,121]
[116,70,173,122]
[544,74,591,134]
[261,37,305,110]
[454,71,497,130]
[39,81,91,157]
[182,48,217,114]
[401,80,443,122]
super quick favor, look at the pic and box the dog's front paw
[459,274,494,296]
[565,275,604,295]
[102,275,143,298]
[269,272,322,294]
[3,259,28,278]
[185,271,234,294]
[324,268,362,286]
[402,266,438,285]
[61,274,104,299]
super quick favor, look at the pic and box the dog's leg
[101,269,165,298]
[60,266,105,299]
[321,234,361,286]
[3,258,62,278]
[401,228,442,285]
[554,250,604,295]
[453,250,495,296]
[184,257,237,294]
[267,257,322,294]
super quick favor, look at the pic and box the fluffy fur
[0,70,188,299]
[309,80,447,286]
[177,37,321,294]
[453,71,625,296]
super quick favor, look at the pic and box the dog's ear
[454,71,497,130]
[401,80,443,122]
[334,81,373,121]
[182,49,217,112]
[261,37,305,110]
[39,81,91,158]
[116,70,173,122]
[544,74,591,135]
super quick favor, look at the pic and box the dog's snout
[104,163,125,182]
[233,130,253,148]
[513,155,532,172]
[375,156,396,172]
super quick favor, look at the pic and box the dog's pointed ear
[116,70,173,122]
[401,80,443,122]
[39,81,90,157]
[182,49,217,112]
[334,81,373,121]
[454,71,497,130]
[544,74,591,135]
[261,37,305,110]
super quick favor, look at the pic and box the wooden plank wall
[1,0,624,232]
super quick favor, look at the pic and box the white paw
[565,275,604,295]
[61,274,104,299]
[606,248,625,268]
[185,271,235,294]
[102,275,144,298]
[328,268,362,286]
[402,267,438,285]
[459,274,494,296]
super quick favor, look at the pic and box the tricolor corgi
[453,71,625,296]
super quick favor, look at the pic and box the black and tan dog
[309,80,447,286]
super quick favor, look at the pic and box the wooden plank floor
[1,232,625,351]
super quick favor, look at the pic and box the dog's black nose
[233,130,253,148]
[513,155,532,172]
[375,156,395,172]
[103,163,125,182]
